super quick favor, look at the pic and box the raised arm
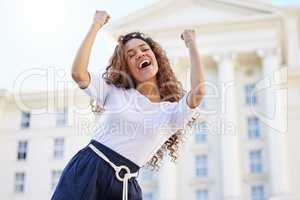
[71,10,110,89]
[181,29,205,108]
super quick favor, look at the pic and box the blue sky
[0,0,159,92]
[273,0,300,5]
[0,0,299,92]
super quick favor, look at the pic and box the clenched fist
[92,10,110,31]
[181,29,196,48]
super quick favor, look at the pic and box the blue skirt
[51,140,142,200]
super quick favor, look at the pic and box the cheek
[152,58,159,69]
[127,60,138,74]
[126,59,134,69]
[150,53,158,65]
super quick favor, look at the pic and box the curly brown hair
[91,32,192,170]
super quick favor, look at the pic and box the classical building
[106,0,300,199]
[0,88,91,200]
[0,0,300,200]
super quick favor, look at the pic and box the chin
[136,67,157,80]
[138,76,155,83]
[137,73,157,83]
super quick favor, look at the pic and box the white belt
[88,144,138,200]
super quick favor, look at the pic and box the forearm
[188,44,205,95]
[71,24,100,80]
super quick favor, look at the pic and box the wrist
[188,42,198,51]
[90,23,103,32]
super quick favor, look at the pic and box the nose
[135,50,145,60]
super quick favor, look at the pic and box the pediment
[107,0,279,34]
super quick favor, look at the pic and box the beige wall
[287,76,300,198]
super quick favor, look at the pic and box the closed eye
[128,53,135,58]
[127,47,150,59]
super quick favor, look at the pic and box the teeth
[139,60,150,69]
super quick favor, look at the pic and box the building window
[249,150,263,174]
[53,138,64,159]
[21,111,31,128]
[195,123,208,143]
[200,98,207,109]
[251,185,265,200]
[51,170,62,190]
[143,192,154,200]
[196,189,208,200]
[245,84,257,105]
[141,169,154,182]
[248,117,260,139]
[56,107,68,127]
[14,172,25,193]
[17,141,28,161]
[196,155,208,177]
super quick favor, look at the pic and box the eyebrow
[126,44,148,54]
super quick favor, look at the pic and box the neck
[136,77,161,102]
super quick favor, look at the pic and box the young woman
[52,10,205,200]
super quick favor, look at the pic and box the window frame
[245,84,257,106]
[249,150,263,174]
[195,155,208,177]
[14,172,26,193]
[195,123,208,143]
[56,107,68,127]
[196,189,209,200]
[53,138,65,159]
[21,111,31,129]
[251,184,265,200]
[17,140,28,161]
[247,116,261,139]
[51,170,62,191]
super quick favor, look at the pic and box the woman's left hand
[181,29,196,48]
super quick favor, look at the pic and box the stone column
[257,49,292,200]
[283,14,300,68]
[158,159,177,200]
[0,90,10,118]
[170,56,190,90]
[214,53,242,200]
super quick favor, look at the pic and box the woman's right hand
[92,10,110,31]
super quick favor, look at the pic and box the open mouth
[138,60,152,70]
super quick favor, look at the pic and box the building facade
[104,0,300,199]
[1,0,300,200]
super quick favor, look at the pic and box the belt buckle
[115,165,131,181]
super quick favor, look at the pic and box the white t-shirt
[81,72,199,167]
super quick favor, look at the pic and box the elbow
[190,86,205,107]
[71,71,81,82]
[71,69,90,89]
[71,68,86,82]
[192,84,205,99]
[199,87,205,97]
